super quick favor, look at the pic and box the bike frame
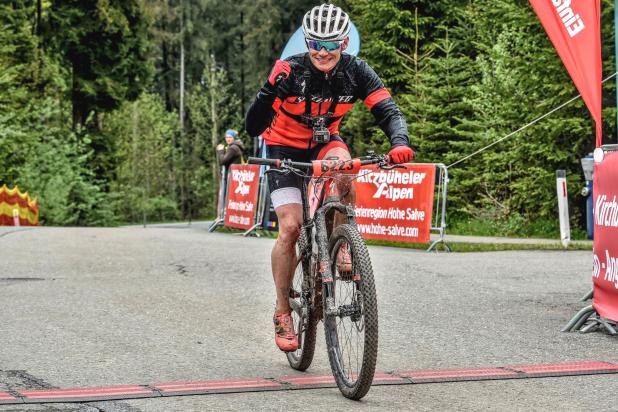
[297,174,357,318]
[252,154,387,399]
[250,153,391,318]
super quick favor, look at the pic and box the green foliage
[0,2,39,182]
[102,93,179,223]
[348,0,615,234]
[46,0,152,127]
[185,63,243,217]
[14,99,113,226]
[447,211,587,240]
[365,238,592,252]
[241,0,316,107]
[1,0,616,234]
[1,3,109,226]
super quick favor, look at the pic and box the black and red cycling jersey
[245,53,410,150]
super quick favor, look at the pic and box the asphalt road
[0,226,615,411]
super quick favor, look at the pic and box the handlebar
[247,157,313,170]
[248,153,404,175]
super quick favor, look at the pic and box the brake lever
[378,162,406,170]
[265,168,290,176]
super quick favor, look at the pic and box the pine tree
[454,0,591,225]
[46,0,152,128]
[0,1,42,184]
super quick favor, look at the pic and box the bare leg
[321,147,355,273]
[322,147,355,228]
[272,203,303,314]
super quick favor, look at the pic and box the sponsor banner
[530,0,602,146]
[224,164,260,230]
[592,151,618,322]
[353,164,435,243]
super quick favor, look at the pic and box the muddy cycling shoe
[336,243,352,275]
[273,312,298,352]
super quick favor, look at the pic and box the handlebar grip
[360,159,381,166]
[247,157,280,167]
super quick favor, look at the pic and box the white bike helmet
[302,4,351,41]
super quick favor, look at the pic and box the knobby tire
[324,224,378,400]
[286,230,318,371]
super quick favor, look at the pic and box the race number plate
[312,159,361,177]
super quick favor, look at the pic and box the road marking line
[2,360,616,405]
[507,361,618,374]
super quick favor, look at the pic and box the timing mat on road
[1,361,617,404]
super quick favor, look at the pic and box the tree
[0,2,39,184]
[186,61,242,217]
[46,0,152,128]
[450,0,591,225]
[103,93,179,223]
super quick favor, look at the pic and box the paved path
[0,226,614,411]
[119,220,594,246]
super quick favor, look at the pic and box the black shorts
[266,136,350,209]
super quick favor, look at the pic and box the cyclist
[245,3,413,352]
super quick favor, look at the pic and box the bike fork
[314,203,340,318]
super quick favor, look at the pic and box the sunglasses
[306,39,343,52]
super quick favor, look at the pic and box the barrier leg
[579,316,618,335]
[427,164,451,253]
[561,305,595,332]
[581,288,593,302]
[427,238,451,252]
[209,166,228,233]
[208,219,224,232]
[242,223,261,237]
[596,318,617,335]
[242,174,268,238]
[577,315,618,335]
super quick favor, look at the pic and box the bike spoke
[324,225,378,399]
[332,238,367,386]
[286,233,318,371]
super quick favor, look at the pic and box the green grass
[364,239,591,252]
[448,215,589,241]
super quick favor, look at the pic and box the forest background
[1,0,616,237]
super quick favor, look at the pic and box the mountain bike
[248,153,399,400]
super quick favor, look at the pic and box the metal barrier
[427,163,450,252]
[242,174,268,237]
[212,162,451,252]
[208,166,227,232]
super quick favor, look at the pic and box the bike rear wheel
[286,230,318,371]
[324,224,378,400]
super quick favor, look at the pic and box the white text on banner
[353,164,435,243]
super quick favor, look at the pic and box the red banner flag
[353,164,435,243]
[224,164,261,230]
[592,151,618,322]
[530,0,602,147]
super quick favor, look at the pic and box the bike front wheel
[323,223,378,400]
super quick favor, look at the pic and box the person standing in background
[216,129,245,167]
